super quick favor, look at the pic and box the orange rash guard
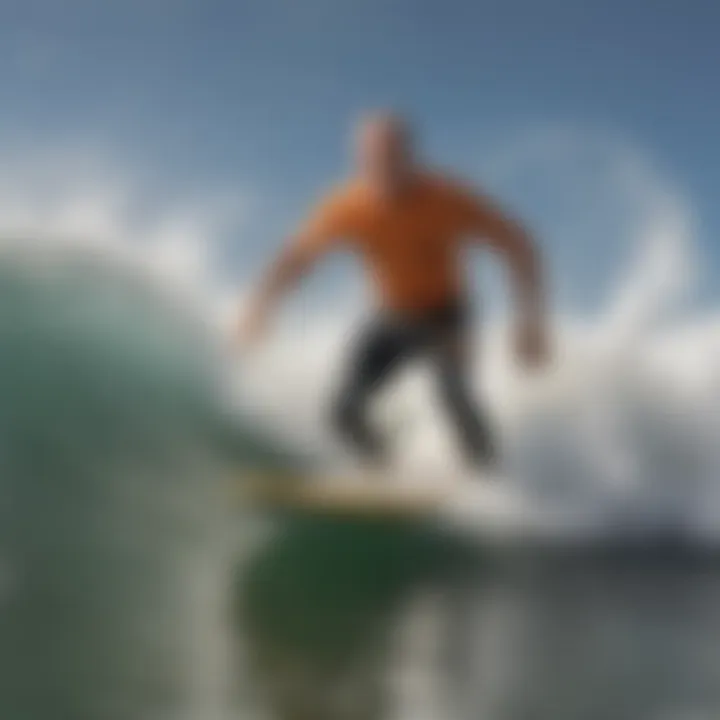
[291,173,499,314]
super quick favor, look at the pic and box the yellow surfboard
[238,470,449,518]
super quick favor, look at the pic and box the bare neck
[361,167,426,202]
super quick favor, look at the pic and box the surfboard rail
[237,470,448,518]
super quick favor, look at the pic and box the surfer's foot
[357,458,393,482]
[330,452,391,486]
[467,461,503,482]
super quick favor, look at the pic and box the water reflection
[238,526,720,720]
[236,515,472,720]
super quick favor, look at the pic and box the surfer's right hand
[514,320,550,370]
[236,303,269,351]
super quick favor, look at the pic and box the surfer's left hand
[514,321,550,370]
[235,304,270,351]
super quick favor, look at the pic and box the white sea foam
[238,132,720,545]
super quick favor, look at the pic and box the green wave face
[0,248,242,720]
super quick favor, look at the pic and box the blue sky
[0,0,717,312]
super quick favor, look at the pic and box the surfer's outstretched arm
[239,191,353,346]
[240,238,321,345]
[461,191,549,367]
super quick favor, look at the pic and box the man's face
[355,116,413,189]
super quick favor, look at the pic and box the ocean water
[0,245,242,720]
[239,524,720,720]
[2,238,720,720]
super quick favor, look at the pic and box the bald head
[354,113,417,192]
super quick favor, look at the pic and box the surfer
[239,113,549,475]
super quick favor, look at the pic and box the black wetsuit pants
[330,301,496,469]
